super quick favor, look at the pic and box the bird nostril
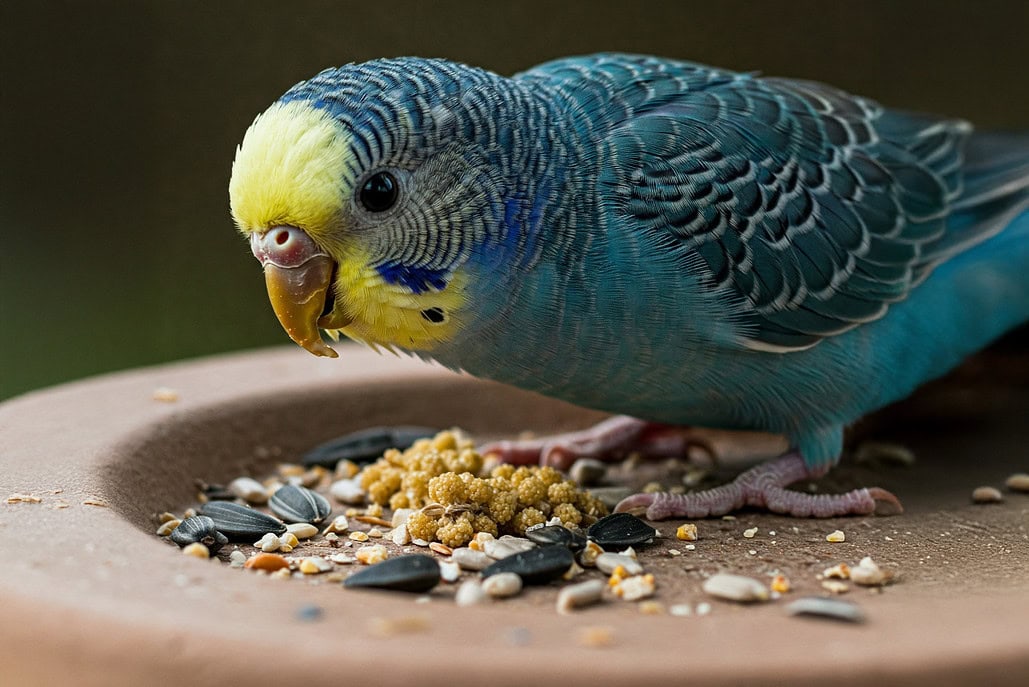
[275,230,290,246]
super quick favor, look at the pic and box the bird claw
[615,453,904,519]
[479,415,717,470]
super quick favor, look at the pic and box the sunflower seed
[303,426,439,468]
[169,515,228,554]
[481,544,574,585]
[525,524,587,552]
[200,501,285,540]
[587,512,656,549]
[268,484,331,524]
[343,554,441,593]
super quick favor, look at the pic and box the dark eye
[359,171,399,212]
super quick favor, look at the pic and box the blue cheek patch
[376,262,450,294]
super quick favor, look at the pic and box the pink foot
[479,415,716,470]
[615,453,903,519]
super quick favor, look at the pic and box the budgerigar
[230,54,1029,518]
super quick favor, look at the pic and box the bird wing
[568,56,974,352]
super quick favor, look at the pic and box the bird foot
[479,415,717,470]
[615,453,903,519]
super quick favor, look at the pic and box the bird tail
[926,130,1029,261]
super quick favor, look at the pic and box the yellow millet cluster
[357,429,608,547]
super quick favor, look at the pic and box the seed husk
[588,513,656,549]
[169,515,228,554]
[343,554,441,593]
[269,484,332,524]
[786,597,866,623]
[200,501,286,540]
[481,544,575,585]
[303,426,439,468]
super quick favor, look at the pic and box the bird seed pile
[357,430,608,546]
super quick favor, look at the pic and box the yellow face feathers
[330,249,468,351]
[229,101,352,239]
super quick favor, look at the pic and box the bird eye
[359,171,399,213]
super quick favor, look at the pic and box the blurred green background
[2,0,1027,400]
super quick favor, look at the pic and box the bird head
[229,59,517,357]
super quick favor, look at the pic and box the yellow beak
[250,226,350,358]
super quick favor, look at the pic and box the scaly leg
[616,453,902,519]
[479,415,717,469]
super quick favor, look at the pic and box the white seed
[615,574,655,601]
[484,537,534,560]
[702,573,769,602]
[228,477,268,504]
[156,519,180,536]
[256,532,280,552]
[391,523,411,546]
[451,547,491,571]
[743,527,758,538]
[329,553,356,564]
[821,580,850,594]
[822,563,851,580]
[578,540,604,567]
[971,486,1004,504]
[182,542,209,559]
[826,530,846,543]
[323,515,350,535]
[669,604,692,617]
[596,553,643,576]
[329,478,365,505]
[695,602,712,616]
[556,579,605,614]
[455,580,489,607]
[1006,473,1029,493]
[355,544,388,564]
[850,556,890,586]
[228,550,247,567]
[391,508,414,527]
[285,522,318,539]
[349,531,369,542]
[279,532,299,550]
[618,546,638,559]
[367,528,383,539]
[482,572,522,598]
[438,561,461,583]
[299,557,333,574]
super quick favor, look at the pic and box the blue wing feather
[526,54,1027,351]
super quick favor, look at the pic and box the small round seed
[971,486,1004,504]
[455,579,489,606]
[482,572,523,598]
[1006,473,1029,493]
[228,477,268,504]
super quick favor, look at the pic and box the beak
[250,226,350,358]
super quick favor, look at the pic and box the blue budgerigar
[230,54,1029,518]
